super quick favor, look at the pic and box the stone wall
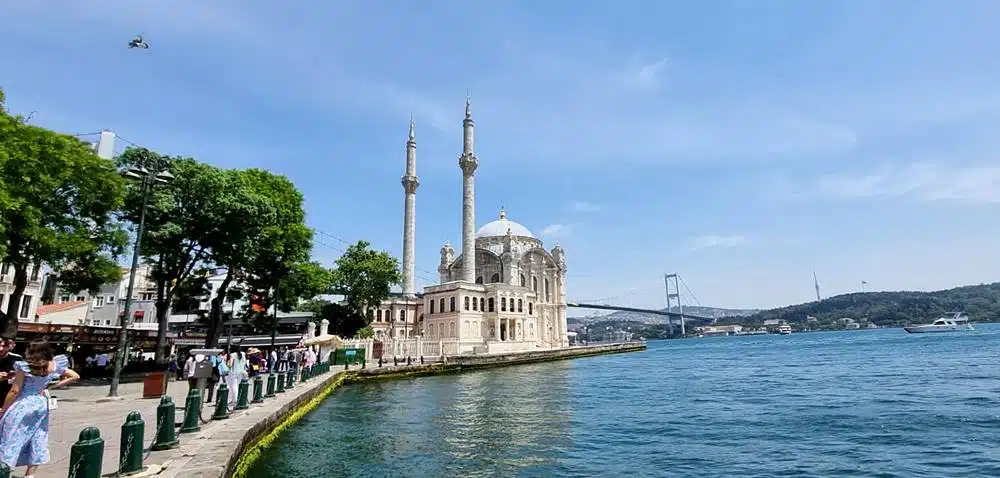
[224,342,646,477]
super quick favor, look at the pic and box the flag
[861,280,868,285]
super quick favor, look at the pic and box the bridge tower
[664,273,684,336]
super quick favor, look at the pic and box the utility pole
[664,273,684,336]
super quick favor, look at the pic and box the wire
[677,275,702,307]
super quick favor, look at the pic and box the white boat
[777,324,792,335]
[904,312,974,334]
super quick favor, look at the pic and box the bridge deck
[566,302,712,322]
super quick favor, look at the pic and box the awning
[237,335,304,347]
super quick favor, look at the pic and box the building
[0,262,45,324]
[46,263,158,328]
[369,98,569,354]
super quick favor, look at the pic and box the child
[0,339,79,478]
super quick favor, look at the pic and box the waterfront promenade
[32,342,644,478]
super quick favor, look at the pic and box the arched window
[464,296,470,311]
[473,321,479,336]
[518,299,523,312]
[464,321,470,336]
[476,276,483,284]
[367,309,374,321]
[400,310,406,322]
[450,297,456,312]
[491,273,500,283]
[544,279,550,302]
[479,297,485,311]
[430,300,435,314]
[520,274,526,287]
[501,297,507,311]
[376,310,383,322]
[449,321,456,337]
[529,302,533,315]
[472,297,478,311]
[488,298,495,312]
[532,276,538,292]
[439,298,445,313]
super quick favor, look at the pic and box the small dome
[477,207,534,238]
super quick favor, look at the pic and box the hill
[568,305,759,326]
[718,282,1000,328]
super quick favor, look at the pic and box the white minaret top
[458,95,478,283]
[401,117,420,297]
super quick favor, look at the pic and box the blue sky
[3,1,1000,312]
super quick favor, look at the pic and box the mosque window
[464,296,470,311]
[518,299,523,312]
[501,297,507,312]
[544,279,550,302]
[529,302,533,315]
[479,298,485,311]
[449,321,456,337]
[520,274,526,287]
[472,297,478,311]
[400,310,406,322]
[488,298,495,312]
[430,300,435,314]
[439,298,445,313]
[450,297,456,312]
[476,276,483,284]
[491,273,500,283]
[377,310,383,322]
[464,321,470,336]
[532,277,538,292]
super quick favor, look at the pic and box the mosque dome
[476,208,534,238]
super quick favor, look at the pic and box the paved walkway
[26,370,344,478]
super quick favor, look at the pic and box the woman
[226,350,247,408]
[0,340,79,478]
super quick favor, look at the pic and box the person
[0,339,79,477]
[226,350,246,408]
[0,335,23,402]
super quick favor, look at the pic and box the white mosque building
[368,97,569,354]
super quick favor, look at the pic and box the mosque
[367,98,569,354]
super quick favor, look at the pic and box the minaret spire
[459,95,478,283]
[401,118,420,297]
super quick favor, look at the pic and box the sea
[248,324,1000,477]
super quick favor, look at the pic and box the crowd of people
[0,333,322,477]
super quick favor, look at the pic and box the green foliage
[0,91,127,335]
[330,240,402,321]
[356,326,375,339]
[312,301,368,337]
[275,261,333,312]
[719,282,1000,328]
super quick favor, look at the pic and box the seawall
[160,342,644,478]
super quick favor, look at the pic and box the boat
[777,324,792,335]
[903,312,974,334]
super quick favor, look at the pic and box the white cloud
[541,223,572,238]
[816,163,1000,204]
[571,201,601,213]
[688,235,746,252]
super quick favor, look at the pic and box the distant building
[45,264,158,329]
[0,262,44,324]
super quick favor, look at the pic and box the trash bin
[143,371,168,398]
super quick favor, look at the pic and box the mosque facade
[368,98,569,354]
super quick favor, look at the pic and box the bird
[128,35,149,49]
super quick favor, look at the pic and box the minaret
[458,96,478,283]
[401,118,419,297]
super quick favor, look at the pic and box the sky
[3,1,1000,313]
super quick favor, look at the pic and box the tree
[0,90,127,336]
[329,240,402,324]
[356,325,375,339]
[116,148,224,362]
[203,168,312,347]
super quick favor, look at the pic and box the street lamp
[108,165,173,397]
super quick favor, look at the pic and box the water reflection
[251,361,573,477]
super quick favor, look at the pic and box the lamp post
[108,166,174,398]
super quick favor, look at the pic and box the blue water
[250,325,1000,477]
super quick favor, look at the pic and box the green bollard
[68,427,104,478]
[235,377,250,410]
[265,373,276,398]
[151,396,179,451]
[252,376,264,403]
[276,371,286,393]
[286,368,294,388]
[180,388,201,433]
[119,411,145,475]
[212,382,230,420]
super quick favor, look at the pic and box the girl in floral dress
[0,340,79,478]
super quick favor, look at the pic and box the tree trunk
[1,264,29,339]
[153,267,171,363]
[204,272,233,348]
